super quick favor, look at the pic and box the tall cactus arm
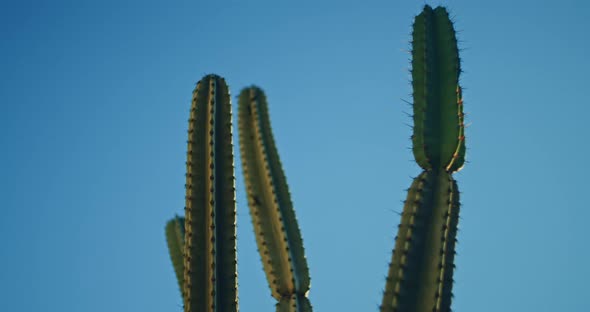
[237,86,311,304]
[411,5,465,172]
[183,74,238,312]
[381,170,460,312]
[165,216,186,300]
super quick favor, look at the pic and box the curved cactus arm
[165,215,186,300]
[276,295,312,312]
[237,86,311,304]
[381,170,460,312]
[183,74,238,312]
[411,5,465,172]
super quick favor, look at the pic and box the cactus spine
[237,87,312,312]
[380,5,465,312]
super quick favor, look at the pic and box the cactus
[164,75,312,312]
[237,87,312,312]
[380,5,465,312]
[170,74,239,312]
[165,5,466,312]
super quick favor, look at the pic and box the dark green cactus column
[381,5,466,312]
[410,5,465,173]
[181,74,238,312]
[238,86,312,312]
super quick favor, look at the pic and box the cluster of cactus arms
[164,75,311,312]
[165,5,465,312]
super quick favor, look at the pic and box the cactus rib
[237,86,311,302]
[183,75,238,312]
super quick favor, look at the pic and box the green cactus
[380,5,465,312]
[172,74,239,312]
[165,5,466,312]
[237,87,312,312]
[164,75,312,312]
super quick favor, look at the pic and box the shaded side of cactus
[165,215,186,299]
[381,5,466,312]
[237,86,311,312]
[181,74,238,312]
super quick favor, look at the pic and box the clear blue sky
[2,0,589,311]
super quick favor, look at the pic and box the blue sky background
[2,0,589,311]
